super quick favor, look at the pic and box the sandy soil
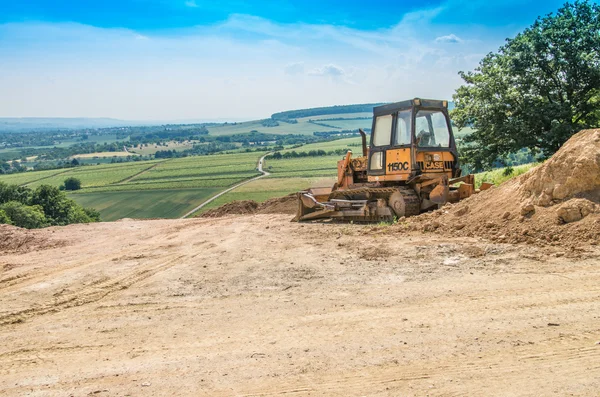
[1,214,599,396]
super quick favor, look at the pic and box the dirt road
[180,153,271,219]
[1,214,599,396]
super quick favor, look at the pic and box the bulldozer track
[329,186,421,217]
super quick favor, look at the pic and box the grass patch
[128,140,197,155]
[263,155,341,177]
[279,137,363,154]
[474,163,537,188]
[73,151,137,158]
[70,188,221,221]
[0,168,71,186]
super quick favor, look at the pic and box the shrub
[0,201,48,229]
[0,182,31,204]
[0,209,12,225]
[64,177,82,191]
[83,207,101,222]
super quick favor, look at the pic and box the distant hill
[272,101,455,120]
[1,100,455,132]
[0,118,139,132]
[271,103,385,121]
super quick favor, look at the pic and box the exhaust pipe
[359,129,368,157]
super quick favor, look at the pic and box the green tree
[0,201,48,229]
[0,209,12,225]
[0,182,31,204]
[30,185,74,225]
[67,206,95,224]
[64,177,82,191]
[452,1,600,170]
[83,207,101,222]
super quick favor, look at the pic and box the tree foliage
[63,177,82,191]
[0,201,48,229]
[0,209,12,225]
[452,1,600,170]
[0,182,100,228]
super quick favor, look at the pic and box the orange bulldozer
[295,98,491,222]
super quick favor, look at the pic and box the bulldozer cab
[367,98,460,183]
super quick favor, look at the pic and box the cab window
[372,114,393,147]
[369,152,383,170]
[415,110,450,148]
[394,109,412,146]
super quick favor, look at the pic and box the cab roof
[373,98,448,116]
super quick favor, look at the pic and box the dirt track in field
[1,214,599,396]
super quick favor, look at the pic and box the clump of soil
[407,129,600,247]
[256,194,297,215]
[0,224,62,253]
[200,201,260,218]
[200,194,297,218]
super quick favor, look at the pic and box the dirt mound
[200,194,297,218]
[0,224,62,253]
[407,129,600,247]
[200,200,260,218]
[256,194,297,215]
[519,129,600,205]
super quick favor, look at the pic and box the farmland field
[25,162,161,189]
[0,151,263,219]
[73,151,136,158]
[128,140,198,155]
[280,136,362,154]
[0,168,72,186]
[70,188,221,221]
[264,155,342,178]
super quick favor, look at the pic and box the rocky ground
[1,214,599,396]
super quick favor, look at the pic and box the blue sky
[0,0,573,120]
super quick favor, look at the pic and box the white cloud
[0,8,504,120]
[184,0,198,8]
[308,64,345,77]
[284,62,304,75]
[435,34,463,44]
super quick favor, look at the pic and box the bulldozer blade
[300,193,319,209]
[480,182,494,191]
[298,209,337,221]
[429,184,449,204]
[294,192,334,222]
[306,186,333,202]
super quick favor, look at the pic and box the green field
[280,137,362,154]
[0,151,262,220]
[0,168,72,186]
[264,155,343,178]
[128,140,199,155]
[25,162,162,189]
[70,188,221,221]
